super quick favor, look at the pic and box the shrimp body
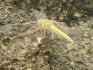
[37,19,74,43]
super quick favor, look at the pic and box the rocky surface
[0,0,93,70]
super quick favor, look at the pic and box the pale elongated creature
[37,19,74,43]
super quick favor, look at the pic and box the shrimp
[37,19,74,43]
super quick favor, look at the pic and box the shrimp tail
[50,25,74,43]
